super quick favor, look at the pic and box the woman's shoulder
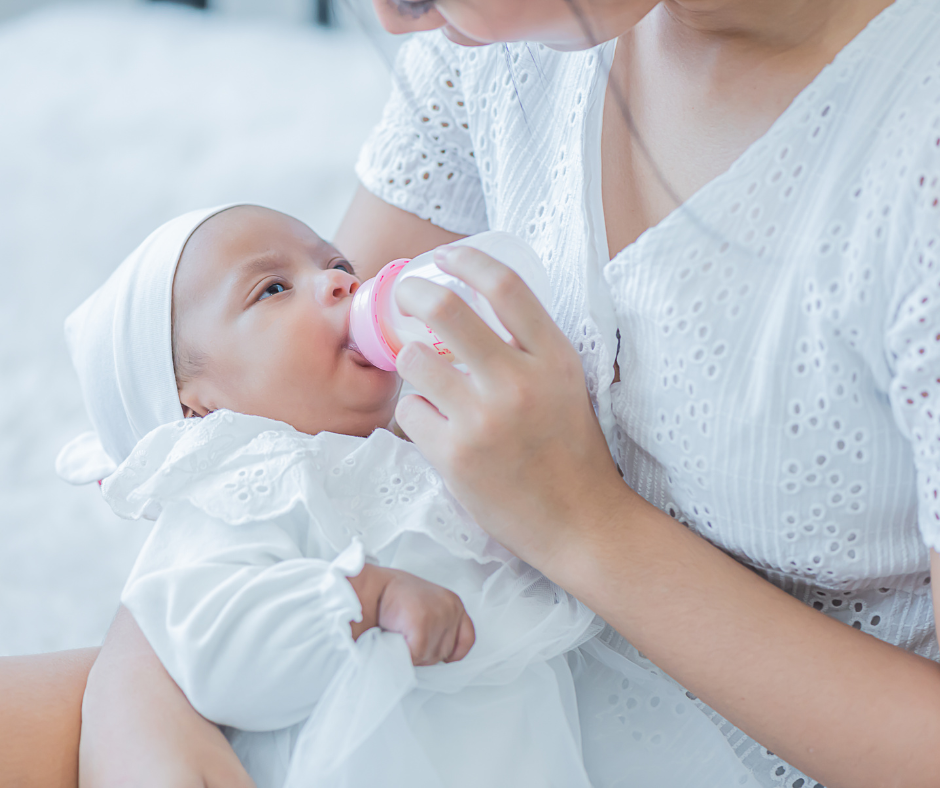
[834,0,940,121]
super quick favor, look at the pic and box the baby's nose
[317,268,358,305]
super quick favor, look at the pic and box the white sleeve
[355,31,488,236]
[885,140,940,552]
[121,501,364,732]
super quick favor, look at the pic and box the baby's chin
[203,364,401,438]
[287,388,401,438]
[301,406,399,438]
[210,403,395,439]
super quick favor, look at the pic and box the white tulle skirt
[227,535,756,788]
[104,412,756,787]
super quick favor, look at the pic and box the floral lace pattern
[104,410,512,565]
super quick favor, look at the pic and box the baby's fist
[377,569,475,666]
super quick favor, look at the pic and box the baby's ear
[178,377,215,419]
[180,401,205,419]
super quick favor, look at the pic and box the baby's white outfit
[106,410,754,788]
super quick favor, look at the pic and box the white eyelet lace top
[356,2,940,785]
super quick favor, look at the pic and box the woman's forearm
[548,488,940,788]
[0,647,97,788]
[333,185,464,280]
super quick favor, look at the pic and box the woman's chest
[602,176,926,585]
[599,18,856,258]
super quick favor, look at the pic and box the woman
[12,0,940,786]
[343,3,940,786]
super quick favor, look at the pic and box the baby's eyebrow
[231,253,282,294]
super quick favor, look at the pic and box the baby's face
[173,206,400,437]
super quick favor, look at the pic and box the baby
[59,205,753,788]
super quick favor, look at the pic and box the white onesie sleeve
[121,501,364,732]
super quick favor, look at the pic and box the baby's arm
[122,502,473,731]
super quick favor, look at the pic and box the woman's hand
[79,606,255,788]
[393,245,626,570]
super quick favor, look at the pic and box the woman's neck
[616,0,897,101]
[658,0,895,52]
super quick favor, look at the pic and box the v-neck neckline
[583,0,905,267]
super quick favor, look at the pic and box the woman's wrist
[513,462,640,589]
[539,481,734,642]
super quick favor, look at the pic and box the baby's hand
[347,563,474,666]
[377,568,476,666]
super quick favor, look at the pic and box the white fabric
[107,410,754,788]
[57,204,238,478]
[355,3,940,784]
[54,430,117,486]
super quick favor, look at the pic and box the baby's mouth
[343,307,372,367]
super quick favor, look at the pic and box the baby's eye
[333,260,355,275]
[258,283,285,301]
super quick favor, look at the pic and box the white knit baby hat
[56,205,240,485]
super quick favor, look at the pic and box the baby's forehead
[186,206,322,259]
[176,206,331,288]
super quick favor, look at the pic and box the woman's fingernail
[395,342,418,370]
[433,246,456,265]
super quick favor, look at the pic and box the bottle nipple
[348,259,408,371]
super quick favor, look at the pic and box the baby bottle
[348,231,551,371]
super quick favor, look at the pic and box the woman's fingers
[433,245,560,354]
[394,390,449,451]
[391,241,620,569]
[394,341,473,423]
[394,275,511,375]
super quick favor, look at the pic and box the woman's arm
[0,647,97,788]
[390,244,940,788]
[80,606,255,788]
[555,498,940,788]
[333,186,465,281]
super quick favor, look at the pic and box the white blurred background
[0,0,398,655]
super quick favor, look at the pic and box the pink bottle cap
[348,259,409,372]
